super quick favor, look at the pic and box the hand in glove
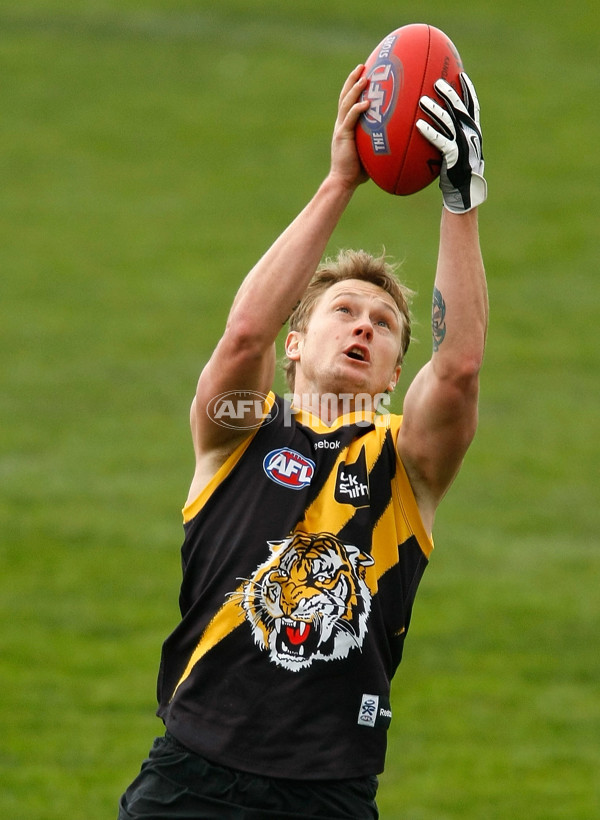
[417,73,487,213]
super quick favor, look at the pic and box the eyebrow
[330,290,401,317]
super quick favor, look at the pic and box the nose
[353,318,373,341]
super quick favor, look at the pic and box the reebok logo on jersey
[313,438,341,450]
[263,448,315,490]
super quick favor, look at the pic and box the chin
[333,378,372,398]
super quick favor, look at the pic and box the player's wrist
[441,172,487,214]
[323,169,365,198]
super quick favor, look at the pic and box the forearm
[431,208,488,376]
[228,173,358,347]
[225,64,369,350]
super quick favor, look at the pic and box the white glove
[417,73,487,213]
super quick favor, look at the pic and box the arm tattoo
[431,287,447,352]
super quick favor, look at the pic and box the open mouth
[345,346,367,362]
[275,618,318,659]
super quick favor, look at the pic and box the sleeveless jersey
[156,393,433,780]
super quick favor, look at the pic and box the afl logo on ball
[263,448,315,490]
[360,34,402,155]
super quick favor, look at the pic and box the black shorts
[118,733,379,820]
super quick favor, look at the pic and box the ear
[285,330,302,362]
[387,365,402,393]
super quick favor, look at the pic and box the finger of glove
[459,73,481,125]
[433,79,470,120]
[418,95,455,140]
[435,78,481,151]
[416,119,453,154]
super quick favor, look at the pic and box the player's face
[287,279,404,402]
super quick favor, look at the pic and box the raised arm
[188,66,370,493]
[398,73,488,531]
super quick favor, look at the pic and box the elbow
[433,351,484,391]
[220,313,272,364]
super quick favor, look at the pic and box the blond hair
[284,249,413,390]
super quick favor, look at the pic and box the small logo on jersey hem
[263,448,315,490]
[357,694,392,729]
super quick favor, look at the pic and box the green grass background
[1,1,598,818]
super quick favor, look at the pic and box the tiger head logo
[238,531,374,671]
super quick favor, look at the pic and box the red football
[356,24,463,195]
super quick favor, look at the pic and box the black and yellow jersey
[157,393,433,780]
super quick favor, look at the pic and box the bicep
[398,360,479,506]
[192,334,277,455]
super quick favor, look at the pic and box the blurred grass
[1,1,599,818]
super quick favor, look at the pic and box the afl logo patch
[263,448,315,490]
